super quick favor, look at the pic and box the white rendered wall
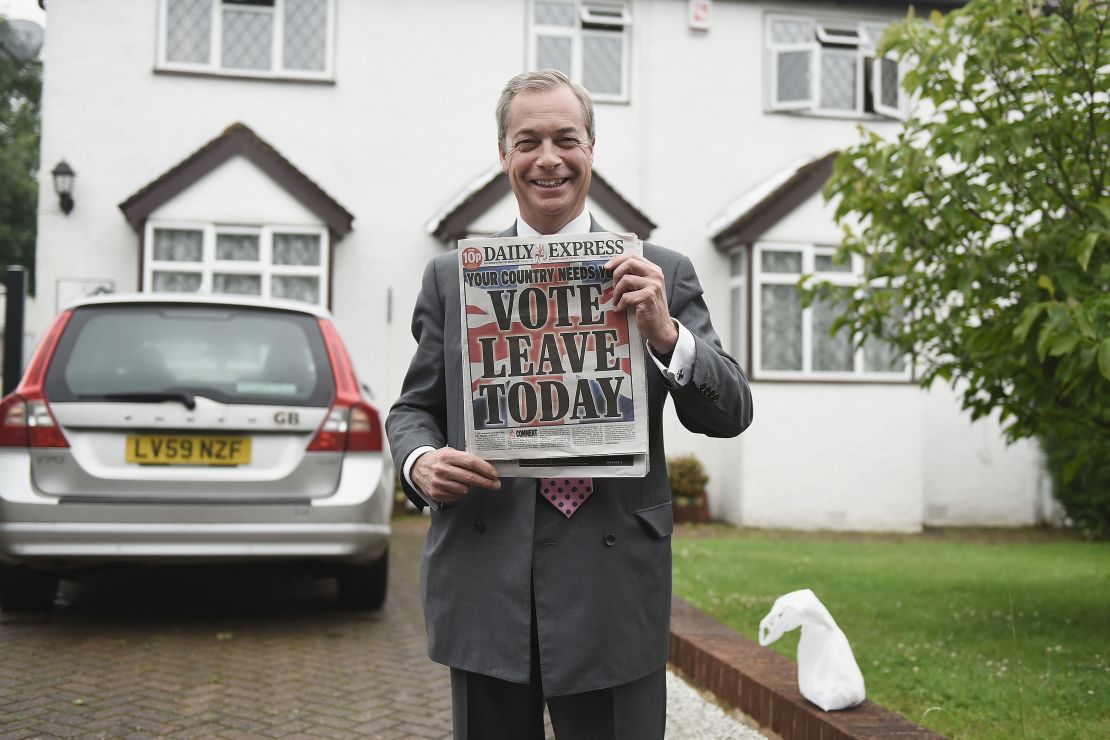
[618,0,912,529]
[32,0,1045,530]
[922,382,1048,526]
[33,0,533,408]
[149,158,321,226]
[731,383,924,532]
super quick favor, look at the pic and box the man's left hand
[606,252,678,355]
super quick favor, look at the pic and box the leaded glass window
[222,4,274,71]
[535,0,577,26]
[775,51,813,106]
[537,36,573,76]
[812,296,854,371]
[166,0,212,64]
[159,0,334,79]
[760,284,802,371]
[728,252,748,369]
[766,14,904,119]
[582,33,623,97]
[283,0,328,71]
[864,310,907,373]
[531,1,630,102]
[820,49,857,111]
[754,243,908,380]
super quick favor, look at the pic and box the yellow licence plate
[126,435,252,466]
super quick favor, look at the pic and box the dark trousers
[449,664,666,740]
[449,582,666,740]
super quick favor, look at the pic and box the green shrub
[1041,426,1110,540]
[667,454,708,504]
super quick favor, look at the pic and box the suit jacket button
[604,533,617,547]
[474,522,486,534]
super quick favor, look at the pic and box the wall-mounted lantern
[51,160,75,215]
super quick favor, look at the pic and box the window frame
[156,0,337,82]
[727,250,750,372]
[144,220,330,307]
[765,12,906,120]
[529,0,632,104]
[871,55,904,119]
[750,241,911,382]
[768,21,817,111]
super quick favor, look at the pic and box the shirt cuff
[647,320,694,387]
[403,446,441,509]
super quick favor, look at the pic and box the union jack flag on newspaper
[464,260,635,430]
[457,233,649,468]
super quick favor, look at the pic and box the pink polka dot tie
[539,478,593,518]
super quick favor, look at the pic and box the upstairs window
[766,14,904,119]
[531,1,631,102]
[158,0,334,80]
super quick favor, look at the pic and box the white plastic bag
[758,589,866,711]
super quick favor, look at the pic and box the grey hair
[496,69,595,154]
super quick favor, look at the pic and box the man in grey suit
[387,70,752,739]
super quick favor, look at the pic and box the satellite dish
[0,19,44,62]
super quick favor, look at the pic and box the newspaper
[458,232,649,478]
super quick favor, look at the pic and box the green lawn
[671,526,1110,739]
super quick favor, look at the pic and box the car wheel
[336,549,388,610]
[0,565,59,612]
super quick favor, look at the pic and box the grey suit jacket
[386,220,752,696]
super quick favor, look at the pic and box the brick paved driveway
[0,517,457,739]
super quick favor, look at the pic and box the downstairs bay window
[747,242,908,381]
[145,223,329,306]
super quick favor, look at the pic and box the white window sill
[751,373,913,384]
[154,65,335,85]
[763,107,903,123]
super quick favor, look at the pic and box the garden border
[668,597,946,739]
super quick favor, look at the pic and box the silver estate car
[0,294,392,611]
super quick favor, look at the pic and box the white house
[27,0,1049,531]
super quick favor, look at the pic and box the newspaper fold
[458,232,649,477]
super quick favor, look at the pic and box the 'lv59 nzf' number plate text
[126,435,251,466]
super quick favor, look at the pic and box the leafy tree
[0,17,41,289]
[811,0,1109,533]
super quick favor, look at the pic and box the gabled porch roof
[118,123,354,236]
[709,151,839,252]
[426,166,656,243]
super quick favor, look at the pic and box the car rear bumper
[0,521,389,564]
[0,451,394,569]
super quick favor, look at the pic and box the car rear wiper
[99,392,197,410]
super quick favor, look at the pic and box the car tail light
[307,319,383,453]
[306,401,383,453]
[0,392,69,448]
[0,311,72,449]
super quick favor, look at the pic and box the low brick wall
[668,597,946,740]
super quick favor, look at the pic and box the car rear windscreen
[45,304,335,407]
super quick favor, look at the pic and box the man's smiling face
[499,85,594,234]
